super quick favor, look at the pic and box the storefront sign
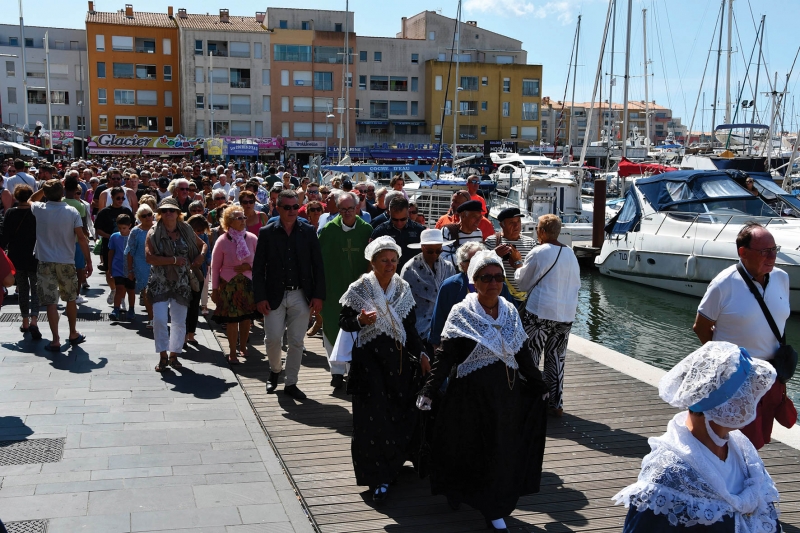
[205,138,224,156]
[89,134,204,151]
[287,140,326,149]
[52,131,75,140]
[227,143,259,156]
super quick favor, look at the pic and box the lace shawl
[614,412,780,533]
[339,272,415,346]
[401,253,455,305]
[441,293,527,378]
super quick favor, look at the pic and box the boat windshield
[664,197,780,218]
[753,178,800,216]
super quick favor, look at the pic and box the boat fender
[627,247,637,270]
[686,254,697,280]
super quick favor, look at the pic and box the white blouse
[515,243,580,323]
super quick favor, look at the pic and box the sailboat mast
[606,0,617,172]
[724,0,734,124]
[642,9,650,145]
[345,0,350,152]
[621,0,632,158]
[711,0,725,135]
[452,0,461,161]
[568,15,581,147]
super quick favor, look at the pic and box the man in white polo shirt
[694,221,792,449]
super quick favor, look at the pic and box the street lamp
[325,112,335,160]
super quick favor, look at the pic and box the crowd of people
[0,154,793,531]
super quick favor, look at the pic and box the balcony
[210,104,229,110]
[208,41,228,57]
[230,80,250,89]
[231,104,251,114]
[134,38,156,54]
[370,112,388,119]
[230,69,251,89]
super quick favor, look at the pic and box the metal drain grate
[0,439,65,466]
[5,520,48,533]
[0,313,111,323]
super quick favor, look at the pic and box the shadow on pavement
[160,366,237,399]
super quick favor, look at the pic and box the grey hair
[66,169,80,179]
[375,186,388,198]
[335,190,359,208]
[189,200,205,212]
[384,190,404,207]
[455,242,487,272]
[136,204,153,220]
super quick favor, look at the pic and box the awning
[355,120,389,126]
[88,147,141,155]
[392,121,426,126]
[0,141,36,156]
[0,142,14,154]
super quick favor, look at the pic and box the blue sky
[24,0,800,131]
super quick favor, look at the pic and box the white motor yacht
[596,169,800,311]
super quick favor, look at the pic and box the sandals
[168,356,183,370]
[68,334,87,346]
[19,325,29,333]
[29,325,42,341]
[227,355,241,365]
[155,357,169,372]
[44,343,62,353]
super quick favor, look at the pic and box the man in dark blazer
[253,190,325,399]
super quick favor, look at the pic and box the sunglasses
[423,248,443,255]
[409,210,418,215]
[240,200,255,205]
[113,196,125,201]
[391,217,408,223]
[308,190,319,195]
[140,213,153,219]
[159,210,178,215]
[308,207,322,213]
[476,273,505,283]
[468,180,479,184]
[178,187,189,191]
[233,216,247,221]
[281,204,300,211]
[367,188,375,193]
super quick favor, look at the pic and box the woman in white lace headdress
[615,341,782,533]
[338,236,428,503]
[416,250,549,532]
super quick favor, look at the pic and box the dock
[214,327,800,532]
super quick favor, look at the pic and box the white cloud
[464,0,578,24]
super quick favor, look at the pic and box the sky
[20,0,800,132]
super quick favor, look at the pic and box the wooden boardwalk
[210,324,800,532]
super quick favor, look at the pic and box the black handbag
[736,264,797,383]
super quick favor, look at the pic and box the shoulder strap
[736,263,785,345]
[527,245,564,294]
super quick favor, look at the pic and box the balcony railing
[370,111,388,119]
[230,104,251,114]
[230,80,251,89]
[136,47,156,54]
[211,104,229,110]
[209,50,228,57]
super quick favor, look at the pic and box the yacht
[595,169,800,311]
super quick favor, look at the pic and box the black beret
[456,200,483,213]
[497,207,522,222]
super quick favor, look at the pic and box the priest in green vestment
[318,191,374,389]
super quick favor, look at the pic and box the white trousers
[153,299,188,354]
[263,289,310,387]
[200,270,211,308]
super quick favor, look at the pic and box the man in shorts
[29,180,93,351]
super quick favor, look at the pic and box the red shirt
[0,249,16,308]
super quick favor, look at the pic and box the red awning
[617,156,677,178]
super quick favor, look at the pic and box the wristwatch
[513,260,523,266]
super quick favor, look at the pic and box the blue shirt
[108,232,130,278]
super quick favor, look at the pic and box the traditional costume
[615,342,782,533]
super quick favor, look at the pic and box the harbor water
[572,268,800,404]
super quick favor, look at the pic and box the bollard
[592,179,606,248]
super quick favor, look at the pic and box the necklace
[479,300,499,316]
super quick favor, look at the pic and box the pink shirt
[211,231,258,289]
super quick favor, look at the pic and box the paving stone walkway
[0,269,313,533]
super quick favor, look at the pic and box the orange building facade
[85,3,181,138]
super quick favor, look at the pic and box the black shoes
[283,384,306,400]
[372,484,389,503]
[330,374,344,389]
[266,372,280,394]
[485,519,509,532]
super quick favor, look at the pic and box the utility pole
[209,51,214,139]
[621,0,633,158]
[19,0,29,130]
[44,32,53,154]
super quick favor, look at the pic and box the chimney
[467,20,477,26]
[177,8,187,18]
[88,1,95,13]
[401,17,406,38]
[255,11,265,23]
[220,8,229,23]
[125,4,134,17]
[168,6,173,17]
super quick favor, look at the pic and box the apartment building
[266,8,357,155]
[0,25,88,138]
[85,2,180,137]
[176,9,270,140]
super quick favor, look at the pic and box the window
[294,122,313,137]
[115,116,136,130]
[76,90,84,104]
[521,126,538,140]
[358,75,367,90]
[274,45,311,62]
[335,23,343,32]
[522,79,539,97]
[8,37,18,47]
[213,121,230,136]
[411,53,419,64]
[164,91,172,107]
[370,100,388,118]
[112,63,134,78]
[459,125,477,139]
[389,101,408,116]
[52,115,69,129]
[481,76,488,86]
[370,76,388,91]
[136,90,157,106]
[196,94,204,109]
[410,101,418,116]
[195,67,204,83]
[510,126,518,138]
[163,65,172,81]
[411,77,418,92]
[6,61,15,77]
[51,91,69,104]
[346,72,352,88]
[97,88,107,104]
[111,36,133,52]
[435,76,442,91]
[503,78,510,92]
[77,116,86,132]
[231,95,251,114]
[138,116,158,132]
[301,21,311,30]
[314,72,333,91]
[165,117,173,132]
[254,42,262,59]
[95,35,105,51]
[444,100,452,116]
[293,96,312,112]
[136,39,156,53]
[314,123,333,137]
[230,42,249,58]
[496,55,514,64]
[210,68,228,83]
[49,64,69,79]
[279,20,288,29]
[522,102,539,121]
[502,102,510,117]
[26,62,45,78]
[210,94,228,110]
[27,89,47,104]
[97,62,106,78]
[428,31,436,40]
[481,101,488,111]
[280,70,289,86]
[293,71,312,86]
[254,121,263,136]
[162,39,171,55]
[262,69,270,86]
[25,38,33,48]
[359,50,367,62]
[281,122,289,137]
[314,46,353,64]
[7,87,16,104]
[481,125,487,135]
[194,40,203,55]
[135,64,156,80]
[262,96,271,112]
[355,99,359,117]
[390,77,408,91]
[460,76,478,91]
[460,101,477,116]
[99,115,108,131]
[114,90,135,105]
[281,96,289,112]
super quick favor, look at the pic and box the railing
[370,112,388,119]
[522,112,538,121]
[137,75,157,81]
[135,47,155,54]
[229,50,250,58]
[209,50,228,57]
[230,80,251,88]
[210,104,229,110]
[230,104,251,114]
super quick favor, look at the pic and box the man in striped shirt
[484,207,536,309]
[441,200,486,269]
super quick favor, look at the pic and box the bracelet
[173,256,177,265]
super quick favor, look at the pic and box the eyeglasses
[233,216,247,221]
[408,210,418,216]
[423,248,443,255]
[468,180,479,184]
[308,189,320,195]
[476,273,505,283]
[747,245,780,256]
[113,196,125,201]
[391,217,408,223]
[139,213,153,219]
[240,200,255,205]
[367,188,375,193]
[178,187,189,191]
[746,180,754,183]
[308,207,323,213]
[280,204,301,211]
[159,210,178,215]
[340,206,356,213]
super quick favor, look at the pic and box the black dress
[421,336,548,520]
[340,305,425,488]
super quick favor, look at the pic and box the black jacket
[252,218,325,310]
